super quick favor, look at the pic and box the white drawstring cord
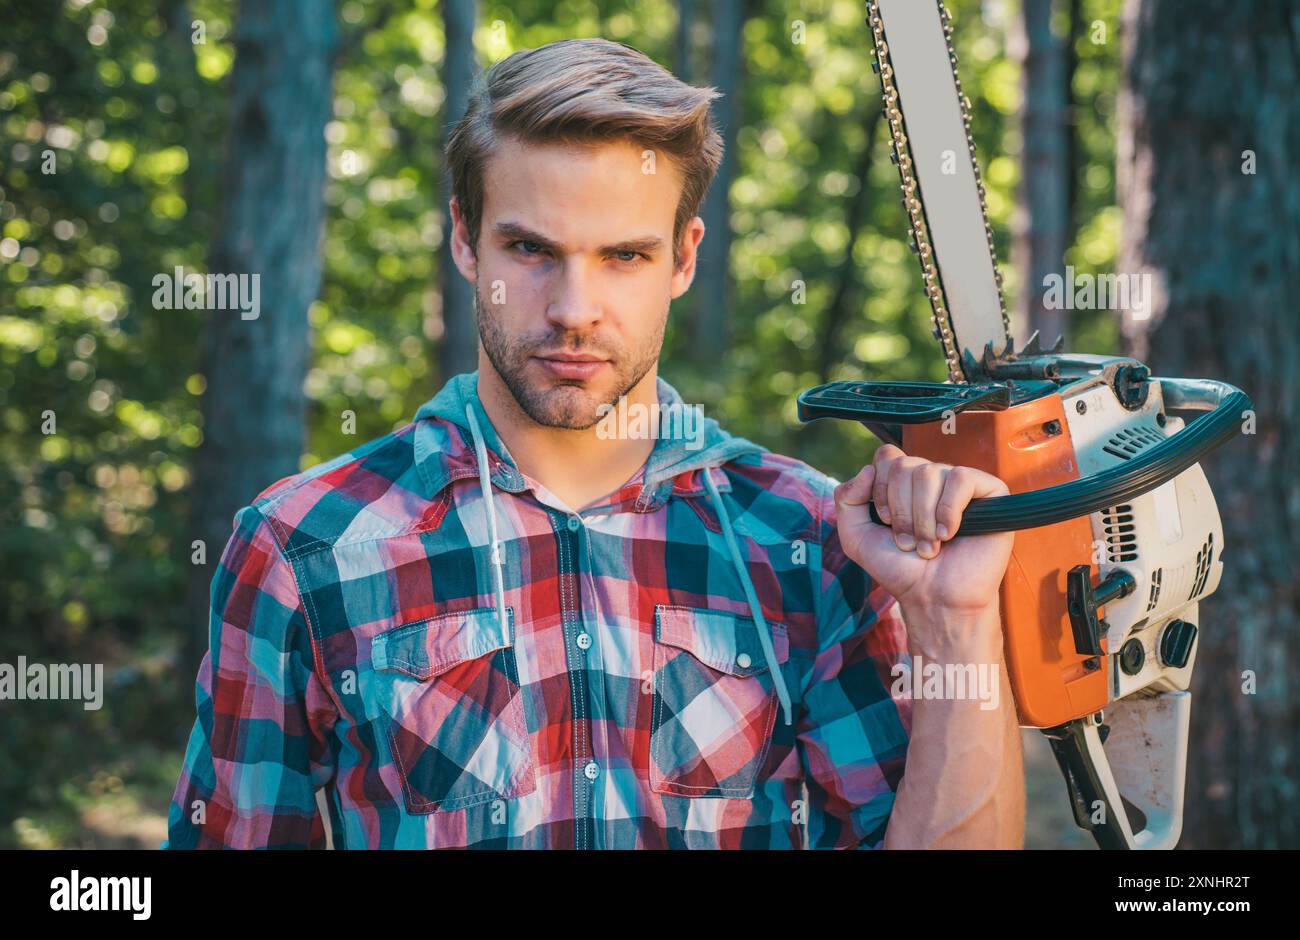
[702,469,793,726]
[465,403,510,640]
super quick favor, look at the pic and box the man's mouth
[532,352,610,381]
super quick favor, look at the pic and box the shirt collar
[412,370,758,510]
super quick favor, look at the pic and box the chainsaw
[798,0,1252,849]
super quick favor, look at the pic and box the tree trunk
[1118,0,1300,848]
[1012,0,1071,348]
[436,0,480,383]
[187,0,338,671]
[690,0,746,361]
[676,0,696,81]
[1064,0,1082,248]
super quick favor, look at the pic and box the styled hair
[446,38,724,270]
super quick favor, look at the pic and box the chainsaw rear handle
[851,378,1251,536]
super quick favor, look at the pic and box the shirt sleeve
[796,476,913,849]
[163,504,338,849]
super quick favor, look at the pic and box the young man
[166,37,1023,849]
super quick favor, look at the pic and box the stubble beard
[473,284,665,430]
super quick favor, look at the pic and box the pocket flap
[654,605,789,677]
[372,607,514,680]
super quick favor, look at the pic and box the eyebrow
[492,221,664,256]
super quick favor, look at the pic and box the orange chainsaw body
[901,391,1108,728]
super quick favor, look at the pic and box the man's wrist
[898,597,1005,663]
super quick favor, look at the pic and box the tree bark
[1012,0,1071,348]
[690,0,746,361]
[676,0,696,81]
[1118,0,1300,847]
[1064,0,1082,248]
[436,0,480,383]
[187,0,338,671]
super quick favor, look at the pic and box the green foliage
[0,0,1122,846]
[663,0,1125,481]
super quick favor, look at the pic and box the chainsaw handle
[864,378,1251,536]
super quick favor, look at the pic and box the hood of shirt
[413,370,767,499]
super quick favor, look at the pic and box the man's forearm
[883,600,1025,849]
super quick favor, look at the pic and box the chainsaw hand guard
[800,377,1250,537]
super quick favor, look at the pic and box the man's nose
[545,259,605,332]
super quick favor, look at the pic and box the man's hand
[833,444,1015,623]
[836,444,1026,849]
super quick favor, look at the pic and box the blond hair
[446,38,724,269]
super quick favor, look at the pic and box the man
[166,37,1023,849]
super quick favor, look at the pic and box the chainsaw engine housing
[897,356,1222,728]
[1064,377,1223,702]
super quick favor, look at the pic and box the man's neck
[476,362,659,512]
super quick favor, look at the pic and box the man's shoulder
[723,449,900,637]
[720,448,839,541]
[244,415,461,558]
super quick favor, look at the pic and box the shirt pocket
[650,604,790,799]
[370,606,536,814]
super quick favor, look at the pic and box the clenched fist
[833,443,1015,615]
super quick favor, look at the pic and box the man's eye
[614,250,648,264]
[511,240,547,256]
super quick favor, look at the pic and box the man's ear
[670,216,707,299]
[448,196,479,283]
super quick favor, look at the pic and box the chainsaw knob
[1159,619,1198,669]
[1119,638,1145,676]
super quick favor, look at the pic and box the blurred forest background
[1,0,1295,849]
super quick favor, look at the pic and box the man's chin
[519,382,611,430]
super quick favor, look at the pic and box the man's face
[452,135,703,429]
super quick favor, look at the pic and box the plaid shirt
[165,373,911,849]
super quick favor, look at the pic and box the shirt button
[566,515,581,532]
[576,632,592,651]
[736,653,752,669]
[583,760,600,781]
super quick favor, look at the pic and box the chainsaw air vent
[1146,567,1162,612]
[1102,424,1166,461]
[1189,532,1215,600]
[1100,504,1138,562]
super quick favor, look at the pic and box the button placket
[569,512,613,850]
[552,507,595,848]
